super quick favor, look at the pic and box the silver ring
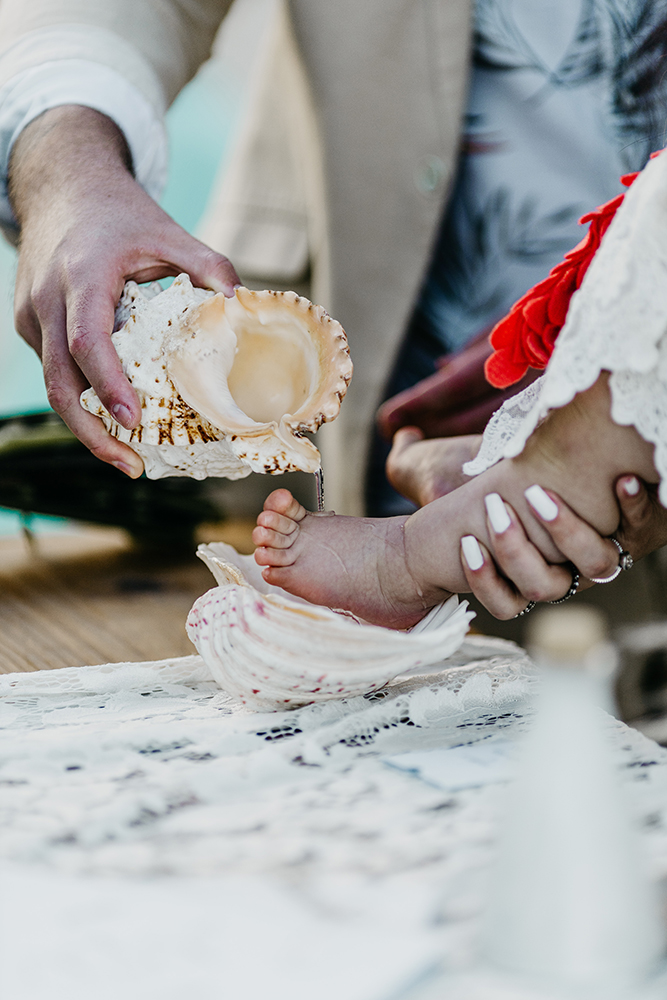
[512,600,537,619]
[589,536,634,584]
[548,568,580,604]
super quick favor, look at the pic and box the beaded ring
[589,537,633,584]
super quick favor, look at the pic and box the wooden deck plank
[0,521,255,673]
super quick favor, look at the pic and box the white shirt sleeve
[0,59,168,237]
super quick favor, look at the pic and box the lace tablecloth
[2,637,667,999]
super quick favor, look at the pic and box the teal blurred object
[0,240,46,417]
[0,52,244,535]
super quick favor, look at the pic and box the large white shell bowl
[186,543,475,710]
[80,276,352,481]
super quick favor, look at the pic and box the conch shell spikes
[80,275,352,480]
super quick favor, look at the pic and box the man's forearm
[8,101,238,475]
[9,106,134,229]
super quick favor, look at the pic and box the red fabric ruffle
[484,162,651,389]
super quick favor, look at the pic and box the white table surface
[2,637,667,1000]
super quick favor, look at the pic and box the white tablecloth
[2,637,667,999]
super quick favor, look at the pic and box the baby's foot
[252,489,449,629]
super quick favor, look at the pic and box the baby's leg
[253,491,439,629]
[253,467,536,628]
[254,374,659,627]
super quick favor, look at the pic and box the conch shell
[80,274,352,480]
[186,543,474,710]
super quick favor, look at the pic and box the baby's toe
[263,489,306,520]
[254,544,298,567]
[261,566,296,588]
[256,509,299,535]
[252,524,295,549]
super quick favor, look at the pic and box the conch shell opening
[80,276,352,480]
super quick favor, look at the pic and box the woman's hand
[460,476,667,619]
[10,106,240,478]
[386,427,667,620]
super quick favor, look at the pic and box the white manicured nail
[624,476,640,496]
[525,484,558,521]
[484,493,511,534]
[461,535,484,571]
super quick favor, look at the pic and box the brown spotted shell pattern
[80,274,353,480]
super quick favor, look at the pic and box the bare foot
[252,489,450,629]
[386,428,482,506]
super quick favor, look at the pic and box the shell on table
[186,543,474,710]
[80,275,352,480]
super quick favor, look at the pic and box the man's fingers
[14,301,43,356]
[14,269,44,354]
[156,230,241,296]
[523,484,623,582]
[188,246,241,296]
[63,233,240,426]
[65,283,141,429]
[10,116,242,475]
[41,327,144,477]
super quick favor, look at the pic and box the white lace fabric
[0,639,534,875]
[3,644,667,1000]
[464,149,667,506]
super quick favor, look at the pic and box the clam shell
[186,543,474,710]
[80,275,352,480]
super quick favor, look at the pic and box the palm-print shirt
[418,0,667,354]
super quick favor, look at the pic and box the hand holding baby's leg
[457,495,575,619]
[252,374,663,629]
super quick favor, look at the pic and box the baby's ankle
[402,505,459,602]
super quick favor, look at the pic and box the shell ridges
[80,275,352,480]
[186,543,474,710]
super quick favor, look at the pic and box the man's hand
[9,105,240,477]
[376,327,540,441]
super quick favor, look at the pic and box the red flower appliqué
[484,162,652,389]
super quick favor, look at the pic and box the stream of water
[315,468,325,511]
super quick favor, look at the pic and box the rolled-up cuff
[0,59,168,238]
